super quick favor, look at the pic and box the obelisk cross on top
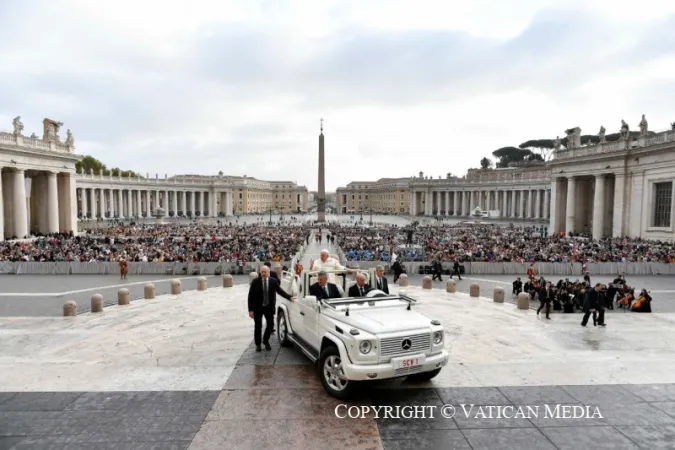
[317,118,326,222]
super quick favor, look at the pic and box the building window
[653,182,673,227]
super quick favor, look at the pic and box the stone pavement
[3,284,675,448]
[2,272,673,317]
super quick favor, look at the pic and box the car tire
[277,310,291,347]
[406,368,442,382]
[319,346,358,400]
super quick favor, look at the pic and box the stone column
[592,175,605,239]
[533,190,540,219]
[117,190,124,218]
[45,172,59,233]
[97,188,104,219]
[172,191,177,215]
[565,177,577,234]
[519,190,525,218]
[613,174,625,237]
[11,170,28,238]
[501,191,507,216]
[200,191,205,216]
[211,191,217,217]
[544,189,550,219]
[548,181,558,235]
[56,173,77,233]
[81,188,88,218]
[142,190,147,216]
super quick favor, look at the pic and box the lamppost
[368,208,373,225]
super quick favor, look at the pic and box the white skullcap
[321,249,329,254]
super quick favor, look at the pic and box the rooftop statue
[620,119,630,139]
[12,116,23,136]
[598,126,606,142]
[65,129,75,147]
[553,136,561,151]
[639,114,648,136]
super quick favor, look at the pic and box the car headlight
[359,340,372,354]
[433,331,443,344]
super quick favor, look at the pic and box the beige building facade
[336,178,410,214]
[0,117,309,240]
[337,116,675,240]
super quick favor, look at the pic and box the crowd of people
[0,222,310,263]
[513,272,653,318]
[327,223,675,263]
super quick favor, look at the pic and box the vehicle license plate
[392,355,426,369]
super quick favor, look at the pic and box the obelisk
[317,118,326,222]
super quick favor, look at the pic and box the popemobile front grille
[394,366,423,376]
[379,333,431,357]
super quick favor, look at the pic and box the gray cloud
[1,2,674,190]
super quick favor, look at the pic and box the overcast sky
[1,1,674,191]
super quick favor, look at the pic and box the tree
[518,139,555,161]
[76,155,141,178]
[491,146,532,168]
[75,155,106,174]
[480,157,492,169]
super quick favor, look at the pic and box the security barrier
[0,260,673,276]
[0,261,293,275]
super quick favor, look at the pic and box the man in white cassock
[309,249,353,283]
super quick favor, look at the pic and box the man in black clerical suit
[248,265,295,351]
[373,265,389,294]
[309,271,342,299]
[348,273,371,297]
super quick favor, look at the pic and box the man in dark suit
[348,273,371,297]
[450,259,462,280]
[373,265,389,294]
[581,283,606,327]
[248,265,295,351]
[309,271,342,299]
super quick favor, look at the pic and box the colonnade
[409,188,551,219]
[550,173,623,238]
[0,168,77,240]
[77,187,234,219]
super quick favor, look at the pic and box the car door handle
[300,312,305,316]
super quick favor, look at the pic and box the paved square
[3,283,675,448]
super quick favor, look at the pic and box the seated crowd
[326,223,675,263]
[0,223,310,263]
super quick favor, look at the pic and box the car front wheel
[277,310,291,347]
[319,346,358,400]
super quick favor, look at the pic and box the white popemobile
[277,268,449,399]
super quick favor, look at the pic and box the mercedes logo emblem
[401,338,412,350]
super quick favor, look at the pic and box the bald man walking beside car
[248,266,295,351]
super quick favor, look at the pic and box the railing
[0,261,292,276]
[0,260,671,277]
[328,261,675,277]
[410,169,551,186]
[0,132,73,153]
[554,129,675,160]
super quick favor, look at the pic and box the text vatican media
[335,404,603,420]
